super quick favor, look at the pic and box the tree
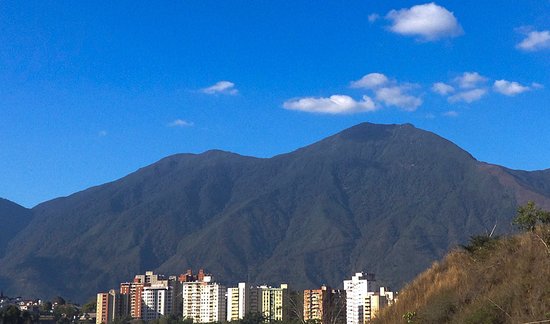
[20,310,34,324]
[81,298,96,314]
[239,312,265,324]
[513,201,550,231]
[539,208,550,225]
[324,291,346,324]
[287,290,305,324]
[460,235,499,254]
[40,301,53,314]
[1,305,21,324]
[111,315,133,324]
[53,304,78,321]
[514,201,539,231]
[181,317,193,324]
[149,314,186,324]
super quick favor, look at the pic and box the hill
[372,225,550,323]
[1,122,550,302]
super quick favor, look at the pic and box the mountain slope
[373,226,550,323]
[0,198,33,293]
[0,123,549,302]
[0,198,33,258]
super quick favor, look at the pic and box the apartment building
[182,272,226,323]
[96,289,128,324]
[119,271,176,320]
[142,284,174,321]
[363,287,396,321]
[304,285,346,324]
[226,282,263,321]
[120,281,143,319]
[344,273,375,324]
[259,284,289,322]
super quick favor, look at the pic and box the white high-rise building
[182,275,226,323]
[344,272,375,324]
[227,282,247,321]
[142,284,173,321]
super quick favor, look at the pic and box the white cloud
[368,13,380,23]
[493,80,531,96]
[98,130,108,137]
[454,72,487,89]
[375,86,422,111]
[283,95,377,114]
[386,2,463,41]
[350,73,389,89]
[168,119,194,127]
[532,82,544,89]
[517,30,550,51]
[443,110,459,117]
[432,82,455,95]
[201,81,238,95]
[350,73,422,111]
[448,88,487,103]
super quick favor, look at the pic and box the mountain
[372,225,550,323]
[0,198,33,258]
[1,123,549,302]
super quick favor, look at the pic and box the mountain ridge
[1,122,549,302]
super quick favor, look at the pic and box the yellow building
[227,283,262,321]
[96,292,109,324]
[260,284,288,322]
[363,287,396,322]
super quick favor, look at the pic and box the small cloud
[98,130,108,137]
[200,81,238,95]
[283,95,378,114]
[425,113,436,119]
[517,30,550,52]
[532,82,544,89]
[443,110,459,117]
[350,73,422,111]
[493,80,531,96]
[454,72,487,89]
[375,86,422,111]
[168,119,194,127]
[448,88,487,103]
[386,2,463,41]
[432,82,455,95]
[368,13,380,23]
[350,73,389,89]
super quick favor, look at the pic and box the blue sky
[1,1,549,207]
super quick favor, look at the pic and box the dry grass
[373,226,550,324]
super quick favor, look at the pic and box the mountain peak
[337,122,410,142]
[1,122,549,302]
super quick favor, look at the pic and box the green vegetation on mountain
[373,203,550,324]
[0,123,550,302]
